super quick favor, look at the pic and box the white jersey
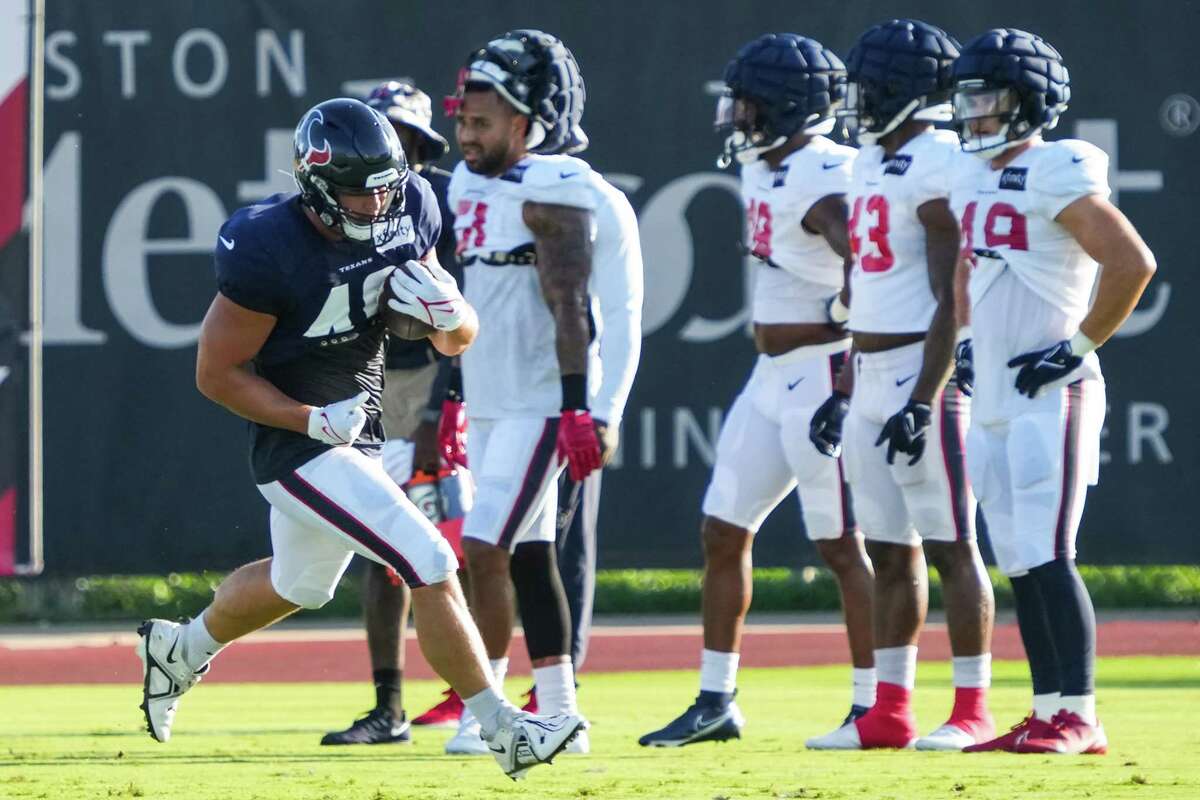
[950,138,1110,424]
[587,173,644,427]
[741,136,856,324]
[449,154,642,422]
[847,128,960,333]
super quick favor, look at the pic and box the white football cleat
[916,723,977,751]
[484,708,586,780]
[137,619,208,742]
[444,711,490,755]
[563,728,590,754]
[805,719,863,750]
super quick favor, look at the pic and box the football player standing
[441,30,609,756]
[639,33,876,748]
[136,98,583,780]
[807,20,997,751]
[949,29,1155,754]
[320,81,466,746]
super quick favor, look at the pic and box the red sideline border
[1,620,1196,685]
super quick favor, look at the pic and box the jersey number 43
[848,195,894,273]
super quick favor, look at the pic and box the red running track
[1,620,1196,685]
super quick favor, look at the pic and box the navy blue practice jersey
[213,173,440,484]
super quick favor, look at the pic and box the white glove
[387,260,467,331]
[307,391,369,446]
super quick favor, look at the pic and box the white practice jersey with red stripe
[950,138,1110,424]
[847,128,961,333]
[741,136,856,324]
[448,154,599,419]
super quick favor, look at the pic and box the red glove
[557,410,602,481]
[438,399,468,468]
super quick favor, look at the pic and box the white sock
[951,654,992,688]
[489,657,509,688]
[463,687,506,738]
[699,649,739,694]
[875,646,917,690]
[1059,694,1097,726]
[181,612,225,672]
[1033,692,1062,721]
[533,661,577,716]
[852,667,877,707]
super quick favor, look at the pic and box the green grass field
[2,658,1197,800]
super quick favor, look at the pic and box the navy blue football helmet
[716,33,847,167]
[952,29,1071,158]
[293,98,409,244]
[446,29,587,155]
[843,19,960,144]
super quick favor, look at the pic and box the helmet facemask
[715,94,785,167]
[841,80,953,146]
[954,80,1049,158]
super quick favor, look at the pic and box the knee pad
[510,542,571,661]
[270,557,348,609]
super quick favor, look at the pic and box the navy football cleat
[638,695,745,747]
[321,707,411,745]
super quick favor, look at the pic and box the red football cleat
[1013,710,1108,755]
[963,714,1052,752]
[520,686,538,714]
[845,685,917,749]
[411,688,462,727]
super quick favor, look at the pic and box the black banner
[36,0,1197,574]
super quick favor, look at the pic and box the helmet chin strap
[966,124,1044,159]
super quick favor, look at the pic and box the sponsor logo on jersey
[999,167,1028,191]
[772,165,789,188]
[883,155,913,176]
[500,163,531,183]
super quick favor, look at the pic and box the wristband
[1069,330,1097,356]
[957,325,972,343]
[560,374,588,411]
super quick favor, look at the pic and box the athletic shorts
[701,340,855,539]
[967,379,1105,576]
[461,417,564,551]
[257,446,457,607]
[843,341,976,546]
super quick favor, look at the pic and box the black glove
[1007,339,1082,399]
[953,339,974,397]
[809,391,851,458]
[875,400,932,466]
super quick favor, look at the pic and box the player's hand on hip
[438,399,469,468]
[388,260,467,331]
[1007,339,1082,398]
[875,399,932,466]
[557,410,602,481]
[594,418,619,466]
[809,391,850,458]
[953,338,974,397]
[308,391,369,446]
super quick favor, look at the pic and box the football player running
[441,30,610,756]
[949,30,1155,754]
[806,20,997,751]
[137,98,583,780]
[639,33,876,748]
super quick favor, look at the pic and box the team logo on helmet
[297,110,332,170]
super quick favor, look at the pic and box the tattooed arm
[523,201,595,381]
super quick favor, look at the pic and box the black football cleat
[321,707,411,745]
[638,695,745,747]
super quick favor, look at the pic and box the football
[379,263,437,340]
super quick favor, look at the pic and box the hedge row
[1,566,1197,624]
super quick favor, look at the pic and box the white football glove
[307,391,369,446]
[387,260,467,332]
